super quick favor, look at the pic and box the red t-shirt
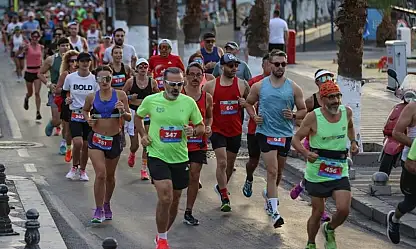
[80,18,98,33]
[149,54,185,90]
[247,74,266,135]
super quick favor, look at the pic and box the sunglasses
[55,33,63,36]
[193,58,204,65]
[136,64,148,69]
[159,45,170,50]
[31,36,40,39]
[270,61,287,68]
[226,63,239,69]
[97,76,112,83]
[165,80,184,87]
[205,39,215,44]
[68,59,77,63]
[317,75,334,83]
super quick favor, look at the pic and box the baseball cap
[103,35,111,40]
[28,12,35,17]
[136,58,149,67]
[203,32,215,40]
[314,69,334,80]
[68,22,78,27]
[14,26,21,31]
[158,39,172,48]
[77,52,92,61]
[220,53,240,65]
[225,41,239,50]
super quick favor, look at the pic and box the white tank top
[86,30,99,52]
[12,34,23,53]
[69,35,83,52]
[401,126,416,161]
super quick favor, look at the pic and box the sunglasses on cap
[165,80,184,87]
[270,61,287,68]
[317,75,334,83]
[193,58,204,65]
[97,76,112,83]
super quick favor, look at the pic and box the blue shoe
[242,180,253,197]
[59,140,66,155]
[44,121,54,137]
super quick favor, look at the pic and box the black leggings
[398,161,416,214]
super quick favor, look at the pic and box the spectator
[269,9,288,52]
[200,11,216,38]
[212,41,251,81]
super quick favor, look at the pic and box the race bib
[188,136,203,143]
[220,100,238,115]
[159,126,183,143]
[318,159,343,179]
[92,133,113,150]
[71,110,86,122]
[267,137,286,147]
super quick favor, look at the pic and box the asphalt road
[0,52,411,248]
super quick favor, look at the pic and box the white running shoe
[66,167,78,180]
[79,170,89,181]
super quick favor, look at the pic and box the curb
[9,175,67,249]
[283,156,416,240]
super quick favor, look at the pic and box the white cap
[314,70,334,80]
[28,12,35,17]
[158,39,172,48]
[136,58,149,67]
[57,11,65,17]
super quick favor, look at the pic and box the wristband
[351,139,359,146]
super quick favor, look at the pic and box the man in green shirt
[292,80,359,249]
[136,67,204,249]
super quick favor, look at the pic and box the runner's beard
[325,103,340,115]
[272,69,284,78]
[224,71,235,79]
[166,90,179,100]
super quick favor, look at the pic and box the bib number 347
[160,126,183,143]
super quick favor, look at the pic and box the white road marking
[0,82,22,139]
[24,163,37,173]
[17,148,30,158]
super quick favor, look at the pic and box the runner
[68,22,88,52]
[183,62,213,226]
[10,26,24,82]
[291,80,359,249]
[46,28,64,56]
[94,35,112,65]
[109,45,131,90]
[62,52,99,181]
[86,22,101,67]
[290,69,335,223]
[21,12,39,40]
[387,100,416,244]
[122,58,159,179]
[245,50,307,227]
[148,39,185,91]
[56,50,80,163]
[83,65,131,223]
[242,53,271,198]
[199,32,223,74]
[188,52,215,85]
[21,30,44,121]
[202,53,251,212]
[102,28,137,68]
[38,37,70,154]
[136,67,204,249]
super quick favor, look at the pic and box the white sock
[269,198,279,214]
[392,214,400,223]
[300,179,305,188]
[158,232,167,240]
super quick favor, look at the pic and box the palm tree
[127,0,150,58]
[336,0,368,151]
[246,0,271,76]
[183,0,202,65]
[159,0,179,55]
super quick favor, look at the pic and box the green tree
[183,0,202,45]
[159,0,178,42]
[246,0,271,57]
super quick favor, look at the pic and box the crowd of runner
[2,5,414,249]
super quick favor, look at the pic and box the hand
[205,125,212,137]
[282,109,294,120]
[237,96,246,107]
[131,55,137,64]
[87,117,96,127]
[253,115,263,125]
[131,93,138,100]
[184,124,194,137]
[114,101,125,113]
[65,97,73,105]
[350,140,359,155]
[141,135,152,147]
[306,151,319,163]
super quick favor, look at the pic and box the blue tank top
[256,77,295,138]
[200,47,220,74]
[91,90,120,118]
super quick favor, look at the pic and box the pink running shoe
[321,211,331,222]
[290,183,304,200]
[141,170,149,180]
[128,152,135,168]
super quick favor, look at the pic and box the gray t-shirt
[212,61,252,81]
[103,44,137,66]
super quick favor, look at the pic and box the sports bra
[90,89,121,119]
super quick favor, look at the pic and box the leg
[243,134,261,198]
[24,81,33,110]
[225,151,237,182]
[330,189,351,229]
[33,79,42,113]
[307,197,325,244]
[167,189,182,230]
[186,162,202,211]
[225,134,241,182]
[104,156,120,203]
[154,179,173,233]
[89,149,106,207]
[80,124,92,171]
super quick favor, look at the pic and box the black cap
[225,41,239,50]
[220,53,240,65]
[77,52,92,61]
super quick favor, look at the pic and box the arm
[293,83,307,120]
[205,73,215,81]
[55,71,69,94]
[393,103,415,147]
[305,95,315,113]
[102,48,110,64]
[151,79,160,93]
[37,56,52,84]
[218,47,224,57]
[82,37,89,52]
[284,22,289,45]
[117,90,132,122]
[190,100,205,137]
[292,112,315,157]
[131,47,137,69]
[212,63,220,77]
[243,63,252,81]
[205,93,213,127]
[244,82,259,118]
[122,78,133,94]
[346,107,357,143]
[82,93,94,120]
[124,64,131,78]
[136,98,150,137]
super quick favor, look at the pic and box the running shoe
[91,208,104,224]
[321,211,331,222]
[242,179,253,197]
[271,212,284,228]
[103,202,113,220]
[36,111,42,120]
[183,211,199,226]
[59,140,66,155]
[290,182,304,200]
[305,243,317,249]
[128,152,135,167]
[155,238,170,249]
[79,170,89,181]
[199,180,202,189]
[387,210,400,244]
[44,121,54,136]
[220,198,231,212]
[65,167,78,180]
[65,149,72,162]
[54,126,62,136]
[214,184,230,200]
[322,222,337,249]
[262,189,273,216]
[23,96,29,110]
[141,170,149,180]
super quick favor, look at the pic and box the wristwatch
[351,139,359,146]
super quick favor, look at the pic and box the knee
[190,170,201,183]
[95,171,106,182]
[34,92,41,98]
[267,166,278,178]
[159,192,173,206]
[73,139,83,148]
[336,205,350,218]
[106,173,115,184]
[216,159,227,169]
